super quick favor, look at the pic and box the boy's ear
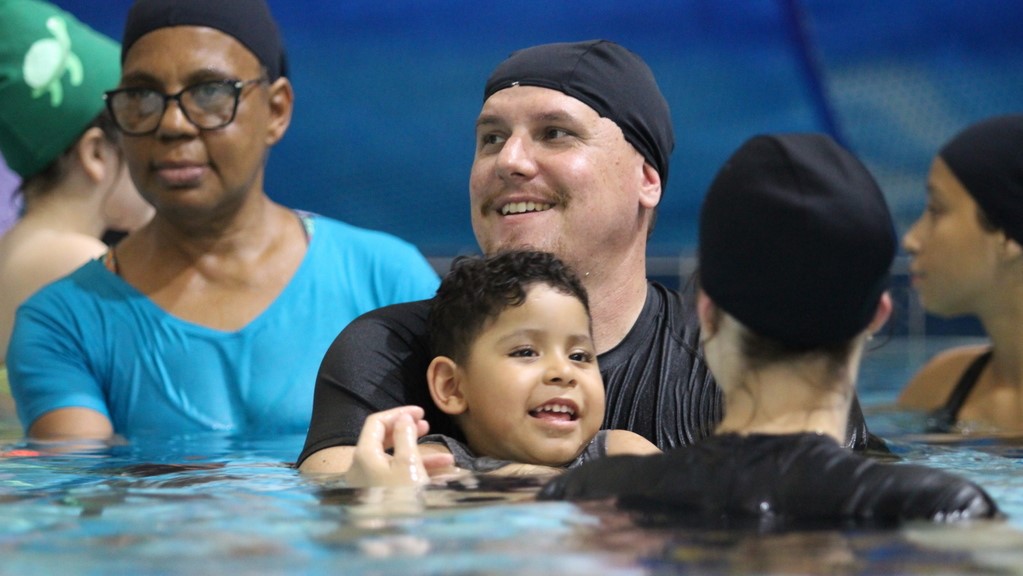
[427,356,468,415]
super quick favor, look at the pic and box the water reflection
[1,338,1023,573]
[1,432,1023,574]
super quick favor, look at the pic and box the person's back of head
[698,133,897,367]
[429,250,590,365]
[0,0,122,198]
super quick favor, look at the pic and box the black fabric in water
[538,433,999,525]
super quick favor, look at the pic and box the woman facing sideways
[899,115,1023,434]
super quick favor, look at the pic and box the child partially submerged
[345,250,659,486]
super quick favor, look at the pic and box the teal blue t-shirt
[8,214,439,436]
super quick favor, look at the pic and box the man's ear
[427,356,468,415]
[639,162,662,210]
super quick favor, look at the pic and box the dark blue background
[49,0,1023,261]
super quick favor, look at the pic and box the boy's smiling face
[452,283,604,467]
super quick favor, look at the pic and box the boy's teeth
[536,404,574,415]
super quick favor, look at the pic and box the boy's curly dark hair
[428,250,590,364]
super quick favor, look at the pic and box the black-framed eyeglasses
[103,78,267,136]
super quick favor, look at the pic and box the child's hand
[345,406,454,487]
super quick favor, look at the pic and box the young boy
[344,250,659,486]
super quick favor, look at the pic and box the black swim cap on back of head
[122,0,287,80]
[699,134,896,349]
[939,114,1023,245]
[484,40,674,188]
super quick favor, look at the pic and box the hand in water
[345,405,454,487]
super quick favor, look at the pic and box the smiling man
[298,40,879,473]
[7,0,439,440]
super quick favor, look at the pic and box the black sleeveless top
[925,350,993,433]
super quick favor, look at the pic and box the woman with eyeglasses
[0,0,153,420]
[7,0,440,440]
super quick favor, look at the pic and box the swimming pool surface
[3,337,1023,575]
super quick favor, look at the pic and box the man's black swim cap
[484,40,674,188]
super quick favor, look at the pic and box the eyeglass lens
[107,81,245,135]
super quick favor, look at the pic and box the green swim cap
[0,0,120,178]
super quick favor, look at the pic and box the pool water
[3,337,1023,575]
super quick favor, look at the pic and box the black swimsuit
[925,350,993,433]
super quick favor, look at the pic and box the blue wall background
[49,0,1023,260]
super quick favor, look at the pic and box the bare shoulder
[605,429,661,456]
[897,344,991,410]
[0,232,104,353]
[3,231,104,295]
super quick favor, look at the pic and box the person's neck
[714,362,855,444]
[21,188,108,239]
[141,194,287,262]
[578,251,649,355]
[977,280,1023,389]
